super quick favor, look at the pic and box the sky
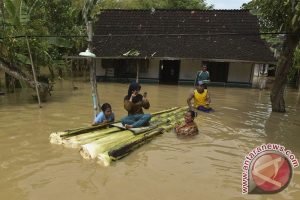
[206,0,250,9]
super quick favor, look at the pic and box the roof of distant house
[93,9,275,63]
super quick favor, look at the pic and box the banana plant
[0,0,83,100]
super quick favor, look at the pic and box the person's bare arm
[187,92,194,110]
[92,120,107,126]
[206,92,211,104]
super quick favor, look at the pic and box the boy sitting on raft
[187,81,213,112]
[92,103,115,125]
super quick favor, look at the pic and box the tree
[244,0,300,112]
[291,47,300,88]
[97,0,213,9]
[0,0,85,100]
[0,0,50,95]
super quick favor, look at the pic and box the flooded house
[91,9,275,87]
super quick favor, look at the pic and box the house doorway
[205,61,229,82]
[159,60,180,84]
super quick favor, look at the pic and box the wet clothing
[197,106,213,113]
[122,94,151,128]
[94,112,115,124]
[124,94,150,115]
[195,71,210,83]
[121,114,151,128]
[175,122,199,136]
[194,89,209,108]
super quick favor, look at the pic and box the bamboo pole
[93,59,100,110]
[87,21,100,117]
[26,36,42,108]
[90,58,100,117]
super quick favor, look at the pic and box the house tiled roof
[93,9,275,63]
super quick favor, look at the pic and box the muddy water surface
[0,81,300,200]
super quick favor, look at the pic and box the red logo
[251,153,292,193]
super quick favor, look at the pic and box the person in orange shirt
[187,81,213,112]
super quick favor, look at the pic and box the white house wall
[95,59,105,76]
[179,59,201,80]
[141,59,201,80]
[228,62,253,83]
[95,58,255,84]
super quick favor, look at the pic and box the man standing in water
[194,64,210,88]
[187,81,213,112]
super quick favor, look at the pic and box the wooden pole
[87,21,100,117]
[90,59,96,117]
[136,59,139,83]
[93,58,100,109]
[70,58,75,89]
[26,36,42,108]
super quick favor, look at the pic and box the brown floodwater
[0,81,300,200]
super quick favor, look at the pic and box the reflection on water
[0,81,300,200]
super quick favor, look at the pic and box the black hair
[127,82,141,97]
[187,110,197,118]
[101,103,112,112]
[126,82,143,103]
[196,81,204,86]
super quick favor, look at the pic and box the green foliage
[123,49,140,57]
[15,53,31,65]
[97,0,213,9]
[87,0,213,24]
[294,47,300,68]
[243,0,300,82]
[0,0,86,81]
[47,37,73,48]
[243,0,300,32]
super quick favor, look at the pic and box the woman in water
[175,110,199,136]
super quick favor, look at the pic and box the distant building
[91,9,275,87]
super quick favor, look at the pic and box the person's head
[101,103,112,117]
[185,110,197,123]
[202,64,208,71]
[196,81,205,93]
[128,82,141,97]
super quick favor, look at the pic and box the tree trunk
[48,65,55,81]
[0,59,50,100]
[296,69,300,89]
[270,34,300,112]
